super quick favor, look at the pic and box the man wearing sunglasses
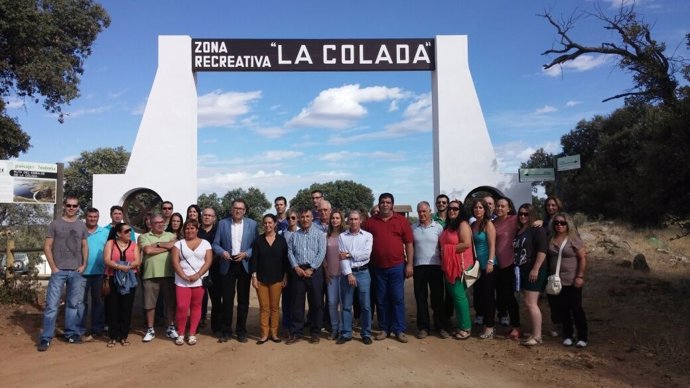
[38,196,89,351]
[433,194,450,227]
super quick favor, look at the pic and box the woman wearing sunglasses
[548,212,588,348]
[513,204,548,346]
[439,200,473,340]
[103,223,141,347]
[542,196,564,337]
[470,198,497,339]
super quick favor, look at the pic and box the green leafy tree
[0,0,111,158]
[64,146,130,212]
[197,192,222,216]
[214,187,271,224]
[290,180,374,215]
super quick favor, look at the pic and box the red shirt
[364,213,413,268]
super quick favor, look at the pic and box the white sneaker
[175,336,185,346]
[187,335,197,345]
[575,340,588,348]
[142,328,155,342]
[563,338,573,347]
[166,325,179,339]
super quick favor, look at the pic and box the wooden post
[5,237,14,280]
[54,162,64,220]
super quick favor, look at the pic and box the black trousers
[473,268,496,327]
[106,277,136,341]
[495,265,520,327]
[207,261,223,334]
[547,293,562,325]
[558,286,588,341]
[413,265,448,331]
[290,267,324,336]
[219,261,250,336]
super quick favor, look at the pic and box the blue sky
[5,0,689,208]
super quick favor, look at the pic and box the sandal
[479,328,494,339]
[187,336,197,345]
[120,339,130,347]
[175,336,185,346]
[521,336,542,346]
[107,340,116,348]
[454,330,471,340]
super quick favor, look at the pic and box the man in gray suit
[212,199,257,343]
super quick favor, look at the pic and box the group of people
[37,191,588,352]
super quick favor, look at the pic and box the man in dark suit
[212,199,257,343]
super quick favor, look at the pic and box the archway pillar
[93,35,198,223]
[432,35,529,204]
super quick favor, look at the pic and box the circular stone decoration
[122,188,163,234]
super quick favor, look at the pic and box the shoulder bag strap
[555,237,568,275]
[178,241,199,273]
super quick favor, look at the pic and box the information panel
[0,160,57,204]
[192,39,435,72]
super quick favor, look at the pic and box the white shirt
[231,219,244,255]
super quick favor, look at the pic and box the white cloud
[327,93,432,145]
[542,54,611,77]
[565,100,581,107]
[262,150,304,161]
[493,140,561,173]
[286,84,409,129]
[61,155,80,163]
[603,0,637,8]
[319,150,405,162]
[65,106,111,118]
[535,105,557,115]
[5,97,24,109]
[253,126,289,138]
[385,93,432,134]
[197,89,262,128]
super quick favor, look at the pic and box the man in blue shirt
[79,208,109,341]
[286,209,326,344]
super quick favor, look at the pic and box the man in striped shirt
[286,209,326,345]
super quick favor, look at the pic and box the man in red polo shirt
[363,193,414,343]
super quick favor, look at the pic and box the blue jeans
[79,275,105,335]
[372,263,406,334]
[340,269,371,339]
[41,270,86,342]
[326,274,342,335]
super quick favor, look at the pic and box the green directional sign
[518,168,555,182]
[557,154,581,171]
